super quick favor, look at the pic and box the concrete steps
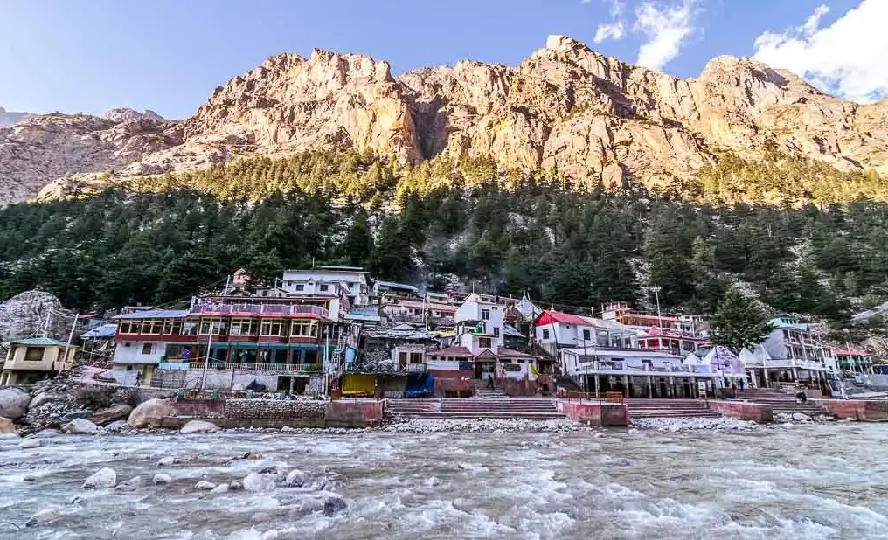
[385,398,562,420]
[625,398,721,419]
[733,390,832,417]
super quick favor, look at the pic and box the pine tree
[711,288,773,354]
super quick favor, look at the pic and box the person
[135,371,142,387]
[487,373,494,389]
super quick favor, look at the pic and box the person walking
[487,373,494,390]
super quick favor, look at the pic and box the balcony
[183,362,323,374]
[191,303,329,319]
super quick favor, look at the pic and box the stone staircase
[385,398,563,420]
[733,388,830,417]
[625,398,721,419]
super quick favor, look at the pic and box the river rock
[229,480,243,491]
[82,467,117,489]
[156,456,179,467]
[210,483,229,494]
[792,412,813,422]
[127,398,175,428]
[20,438,40,448]
[243,473,275,492]
[284,469,307,488]
[0,388,30,421]
[29,393,65,409]
[281,426,297,433]
[0,416,15,435]
[25,508,60,527]
[323,494,347,516]
[180,420,219,434]
[62,418,99,435]
[195,480,217,490]
[153,473,172,485]
[117,476,144,491]
[104,420,127,432]
[89,404,133,426]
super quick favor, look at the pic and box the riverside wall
[707,400,774,423]
[557,400,629,427]
[815,399,888,421]
[159,398,384,428]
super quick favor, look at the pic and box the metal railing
[184,362,323,374]
[191,303,329,318]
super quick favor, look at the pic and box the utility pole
[200,331,213,391]
[62,313,79,372]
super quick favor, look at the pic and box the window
[24,347,44,362]
[162,319,182,335]
[319,284,330,292]
[290,320,318,338]
[260,319,285,337]
[118,321,138,334]
[230,318,259,336]
[410,352,423,364]
[182,321,198,336]
[542,329,551,340]
[141,319,162,335]
[481,309,490,321]
[583,329,591,341]
[295,284,305,292]
[198,318,224,335]
[479,337,492,349]
[493,327,500,338]
[141,343,153,355]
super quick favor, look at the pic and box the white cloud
[633,0,699,70]
[593,0,627,43]
[594,21,625,43]
[753,0,888,103]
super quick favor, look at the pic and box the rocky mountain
[102,108,165,123]
[0,106,32,128]
[3,35,887,204]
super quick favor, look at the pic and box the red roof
[497,347,533,359]
[475,349,497,360]
[428,347,472,358]
[644,326,705,340]
[835,349,868,357]
[536,311,589,327]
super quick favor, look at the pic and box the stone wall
[223,398,326,420]
[503,378,539,397]
[708,400,774,423]
[557,400,628,427]
[434,378,474,398]
[816,399,888,421]
[160,397,383,428]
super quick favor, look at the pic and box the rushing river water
[1,422,888,540]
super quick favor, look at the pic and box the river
[1,422,887,539]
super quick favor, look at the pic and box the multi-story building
[110,296,355,393]
[535,311,637,353]
[834,348,873,373]
[600,301,681,331]
[1,337,76,385]
[427,294,535,380]
[381,299,456,328]
[280,266,371,307]
[638,326,708,357]
[742,316,836,388]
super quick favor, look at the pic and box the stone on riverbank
[284,469,307,488]
[61,418,98,435]
[153,473,172,485]
[630,417,757,432]
[26,508,60,527]
[180,420,219,434]
[128,399,175,428]
[243,473,276,492]
[0,416,15,435]
[195,481,217,490]
[89,404,133,426]
[82,467,116,489]
[0,388,30,421]
[117,476,144,491]
[20,438,41,448]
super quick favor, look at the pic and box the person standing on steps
[487,373,494,390]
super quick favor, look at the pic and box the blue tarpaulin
[405,373,435,398]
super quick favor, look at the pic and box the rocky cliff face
[4,35,887,203]
[0,106,32,128]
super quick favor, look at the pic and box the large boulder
[89,404,133,426]
[242,473,276,492]
[0,416,15,435]
[127,398,175,428]
[180,420,219,434]
[82,467,116,489]
[0,387,30,421]
[61,418,98,435]
[26,508,60,527]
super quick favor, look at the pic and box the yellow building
[1,337,76,385]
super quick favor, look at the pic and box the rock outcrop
[5,35,887,203]
[0,388,31,421]
[0,106,32,128]
[127,398,175,428]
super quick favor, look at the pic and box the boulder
[792,412,813,422]
[29,393,65,409]
[104,420,127,432]
[195,481,217,490]
[0,388,30,421]
[284,469,307,488]
[156,456,179,467]
[20,438,40,449]
[229,480,243,491]
[0,416,15,435]
[82,467,116,489]
[25,508,60,527]
[323,494,347,516]
[210,483,229,494]
[61,418,98,435]
[280,426,297,433]
[89,404,133,426]
[117,476,144,491]
[153,473,172,485]
[180,420,219,434]
[242,473,275,492]
[127,398,175,428]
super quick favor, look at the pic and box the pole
[62,313,79,374]
[654,288,663,329]
[200,331,213,391]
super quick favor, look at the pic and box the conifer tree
[711,288,773,354]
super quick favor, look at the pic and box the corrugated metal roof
[81,324,118,338]
[113,309,190,320]
[10,336,73,347]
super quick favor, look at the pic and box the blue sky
[0,0,881,119]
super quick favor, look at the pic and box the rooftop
[10,336,74,348]
[113,309,190,320]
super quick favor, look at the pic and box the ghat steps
[385,398,563,420]
[732,389,831,417]
[624,398,721,419]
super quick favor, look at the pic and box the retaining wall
[708,400,774,423]
[162,398,383,428]
[815,399,888,421]
[557,400,629,427]
[433,378,474,398]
